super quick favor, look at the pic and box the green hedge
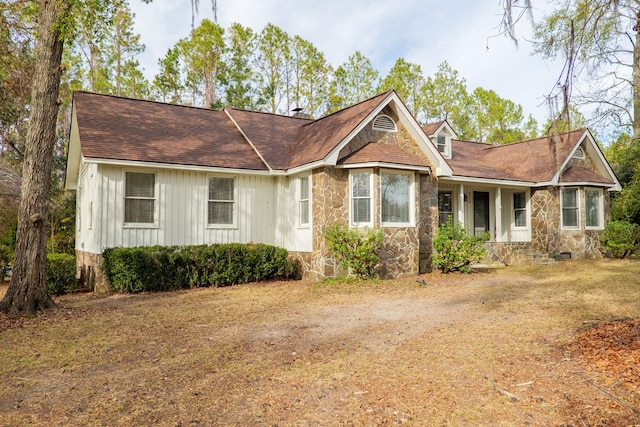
[47,253,77,295]
[601,220,640,258]
[102,243,295,293]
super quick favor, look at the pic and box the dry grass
[1,259,640,426]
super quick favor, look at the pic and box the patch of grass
[1,259,640,425]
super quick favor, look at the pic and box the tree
[327,51,380,113]
[468,87,530,143]
[221,22,257,109]
[153,46,184,104]
[422,61,471,128]
[255,23,290,114]
[1,0,217,315]
[177,18,225,107]
[289,35,331,118]
[107,1,145,97]
[532,1,640,139]
[0,0,69,314]
[0,1,35,162]
[379,58,426,122]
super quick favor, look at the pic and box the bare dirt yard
[1,259,640,426]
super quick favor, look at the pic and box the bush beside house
[601,220,640,258]
[324,224,384,279]
[102,243,295,293]
[46,253,77,295]
[433,219,488,273]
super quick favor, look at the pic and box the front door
[473,191,490,236]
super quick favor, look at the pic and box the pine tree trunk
[0,0,68,315]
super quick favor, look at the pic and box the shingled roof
[444,129,616,186]
[69,91,617,190]
[73,92,267,171]
[71,91,414,173]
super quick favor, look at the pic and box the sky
[129,0,562,125]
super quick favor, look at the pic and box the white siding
[78,164,297,253]
[274,175,313,252]
[76,162,100,254]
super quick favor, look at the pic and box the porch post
[458,184,465,227]
[494,187,502,242]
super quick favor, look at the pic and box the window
[561,188,579,229]
[351,171,372,225]
[124,172,155,224]
[585,188,603,228]
[208,176,235,225]
[381,172,411,224]
[437,136,447,154]
[513,192,527,227]
[299,176,310,226]
[572,146,585,159]
[438,191,453,226]
[372,114,397,132]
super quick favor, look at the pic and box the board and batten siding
[76,163,313,254]
[273,174,313,252]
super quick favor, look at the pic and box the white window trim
[585,187,604,230]
[380,169,415,227]
[435,133,451,159]
[206,174,238,229]
[561,187,580,230]
[350,169,374,228]
[512,191,528,229]
[298,174,311,228]
[123,170,158,228]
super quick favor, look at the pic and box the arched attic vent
[372,114,397,132]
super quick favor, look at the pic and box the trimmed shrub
[103,243,295,293]
[324,224,384,279]
[46,253,77,295]
[433,219,488,273]
[601,220,640,258]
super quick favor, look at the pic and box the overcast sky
[129,0,561,124]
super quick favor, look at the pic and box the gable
[296,91,451,176]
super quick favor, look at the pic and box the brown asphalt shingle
[445,129,611,184]
[289,92,393,168]
[338,143,429,168]
[73,92,268,170]
[226,108,311,170]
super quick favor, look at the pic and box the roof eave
[336,162,431,173]
[441,175,536,187]
[82,157,275,175]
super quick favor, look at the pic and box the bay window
[350,171,372,225]
[585,188,603,229]
[561,188,579,229]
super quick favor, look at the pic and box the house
[65,90,620,291]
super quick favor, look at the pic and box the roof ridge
[225,106,314,121]
[500,128,587,146]
[73,90,225,113]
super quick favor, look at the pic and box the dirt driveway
[1,260,639,426]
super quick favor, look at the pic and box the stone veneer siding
[76,250,110,293]
[308,106,438,279]
[530,186,608,259]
